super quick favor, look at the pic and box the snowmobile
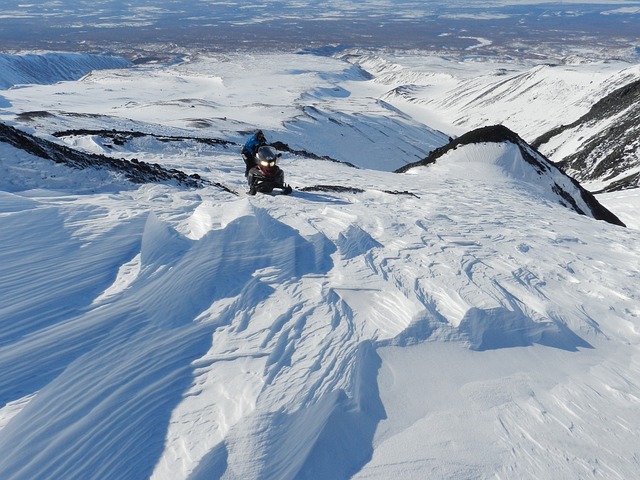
[247,146,293,195]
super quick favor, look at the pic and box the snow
[598,189,640,229]
[344,50,640,143]
[0,51,639,479]
[0,52,131,89]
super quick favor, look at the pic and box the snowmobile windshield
[256,146,277,164]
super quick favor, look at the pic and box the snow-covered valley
[0,51,639,479]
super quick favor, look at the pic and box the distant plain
[2,1,639,62]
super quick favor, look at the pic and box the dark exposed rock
[598,172,640,194]
[299,184,365,194]
[15,111,55,121]
[270,141,358,168]
[299,184,419,197]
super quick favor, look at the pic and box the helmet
[256,129,265,142]
[256,146,278,170]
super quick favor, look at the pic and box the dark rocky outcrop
[52,129,235,148]
[299,185,419,197]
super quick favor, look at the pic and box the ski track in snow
[0,52,639,479]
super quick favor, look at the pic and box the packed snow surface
[0,52,639,479]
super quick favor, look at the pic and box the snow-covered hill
[1,51,639,480]
[399,124,625,227]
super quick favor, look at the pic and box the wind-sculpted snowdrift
[0,202,337,478]
[1,141,638,478]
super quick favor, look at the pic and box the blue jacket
[243,132,266,157]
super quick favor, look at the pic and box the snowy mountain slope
[0,52,639,480]
[1,127,639,479]
[1,52,449,171]
[0,52,130,89]
[339,50,640,193]
[0,122,213,189]
[341,50,640,155]
[427,61,640,142]
[533,78,640,192]
[2,118,623,226]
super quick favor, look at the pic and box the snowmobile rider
[246,145,292,195]
[242,129,268,176]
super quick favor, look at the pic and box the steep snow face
[534,79,640,192]
[437,141,596,210]
[0,52,639,480]
[0,52,131,89]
